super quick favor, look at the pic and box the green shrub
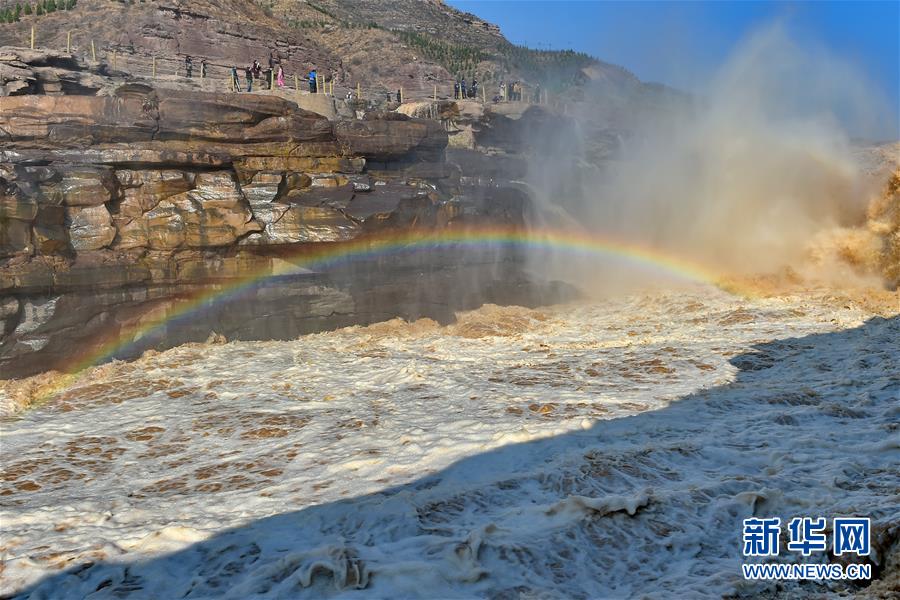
[396,30,485,76]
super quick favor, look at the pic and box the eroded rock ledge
[1,82,567,378]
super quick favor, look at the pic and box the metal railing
[13,26,553,108]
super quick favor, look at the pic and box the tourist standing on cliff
[230,66,239,91]
[200,59,208,78]
[276,65,285,88]
[245,66,253,92]
[460,78,467,99]
[184,55,193,78]
[308,69,317,93]
[453,80,460,99]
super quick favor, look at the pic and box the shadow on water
[9,316,900,599]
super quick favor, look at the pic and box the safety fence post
[5,42,552,111]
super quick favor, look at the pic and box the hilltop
[0,0,643,101]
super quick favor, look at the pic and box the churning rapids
[1,286,898,598]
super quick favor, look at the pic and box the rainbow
[18,226,747,402]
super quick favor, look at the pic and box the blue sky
[447,1,899,127]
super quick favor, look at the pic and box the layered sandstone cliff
[0,52,569,379]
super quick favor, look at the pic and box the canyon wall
[1,51,570,378]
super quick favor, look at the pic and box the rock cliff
[0,52,571,379]
[0,0,651,106]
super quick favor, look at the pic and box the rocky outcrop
[335,115,447,162]
[443,100,579,155]
[0,83,450,255]
[0,81,571,378]
[0,48,113,96]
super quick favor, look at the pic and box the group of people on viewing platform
[382,89,403,103]
[184,51,318,94]
[183,52,541,105]
[182,56,207,79]
[453,77,531,103]
[454,77,479,99]
[499,80,524,102]
[235,52,291,92]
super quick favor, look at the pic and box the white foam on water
[1,287,897,598]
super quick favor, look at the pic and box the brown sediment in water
[336,304,552,341]
[3,282,895,421]
[345,317,442,339]
[712,165,899,301]
[1,370,69,415]
[804,167,900,289]
[719,271,899,317]
[0,303,554,417]
[817,287,900,317]
[869,170,900,287]
[717,268,807,298]
[1,357,168,417]
[449,304,550,339]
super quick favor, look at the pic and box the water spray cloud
[525,23,896,286]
